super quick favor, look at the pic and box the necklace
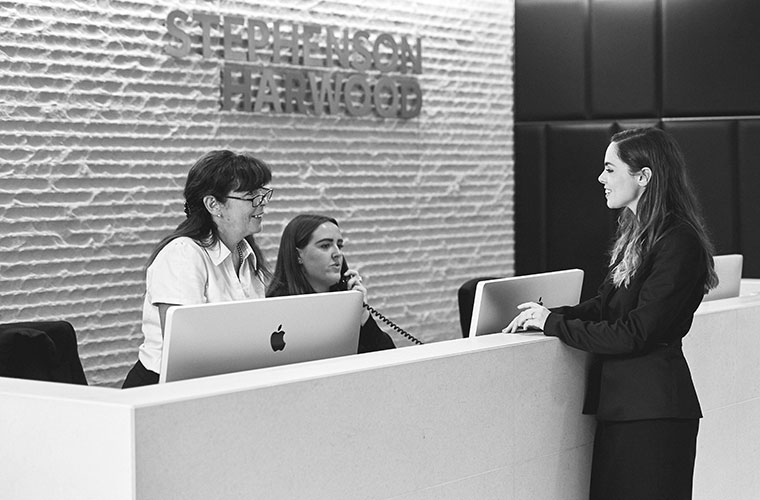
[237,241,245,268]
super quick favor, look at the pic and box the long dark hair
[608,127,717,291]
[147,150,272,280]
[267,214,341,297]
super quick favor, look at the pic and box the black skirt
[590,418,699,500]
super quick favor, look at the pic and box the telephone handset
[335,259,424,345]
[337,268,350,291]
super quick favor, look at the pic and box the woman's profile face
[298,222,344,293]
[215,186,270,243]
[598,143,645,213]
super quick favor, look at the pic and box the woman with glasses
[122,150,274,387]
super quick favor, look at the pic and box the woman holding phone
[267,214,395,353]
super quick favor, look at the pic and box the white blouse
[137,236,266,373]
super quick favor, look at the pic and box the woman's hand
[502,302,550,333]
[344,269,370,325]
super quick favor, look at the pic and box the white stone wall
[0,0,515,386]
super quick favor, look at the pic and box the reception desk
[2,286,759,499]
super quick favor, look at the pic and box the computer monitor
[158,290,364,383]
[703,254,743,301]
[468,269,584,337]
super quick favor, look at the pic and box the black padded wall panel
[514,124,548,275]
[614,119,661,132]
[738,122,760,277]
[590,0,658,118]
[663,121,739,254]
[515,0,587,121]
[662,0,760,116]
[514,0,760,281]
[546,123,617,299]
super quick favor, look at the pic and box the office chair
[457,276,500,337]
[0,321,88,384]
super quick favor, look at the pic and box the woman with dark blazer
[266,214,395,353]
[505,127,718,500]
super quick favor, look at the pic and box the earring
[297,258,303,264]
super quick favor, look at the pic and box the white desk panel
[2,287,759,499]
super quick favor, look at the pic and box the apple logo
[270,324,286,352]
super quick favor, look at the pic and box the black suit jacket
[544,221,705,421]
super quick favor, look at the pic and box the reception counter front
[2,286,759,500]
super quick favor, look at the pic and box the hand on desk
[502,301,550,334]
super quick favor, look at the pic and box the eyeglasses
[227,188,273,208]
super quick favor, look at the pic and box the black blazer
[357,315,396,353]
[544,221,705,421]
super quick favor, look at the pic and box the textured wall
[0,1,515,386]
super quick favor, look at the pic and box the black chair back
[457,277,500,337]
[0,321,88,384]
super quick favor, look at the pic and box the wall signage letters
[165,10,423,119]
